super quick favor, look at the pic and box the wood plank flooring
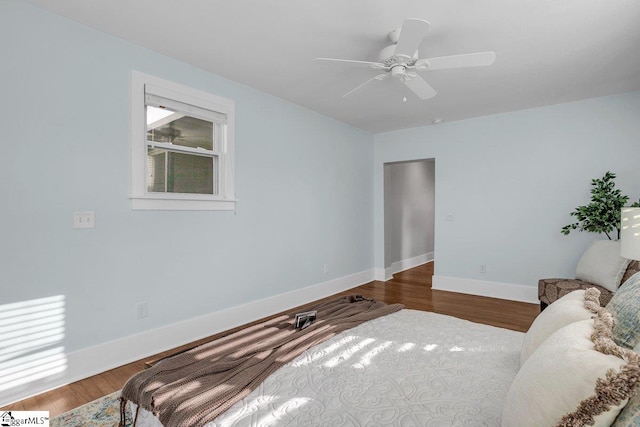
[2,262,540,417]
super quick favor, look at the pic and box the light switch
[73,211,95,229]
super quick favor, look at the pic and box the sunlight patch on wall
[0,296,66,395]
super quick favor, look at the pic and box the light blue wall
[1,1,374,353]
[375,91,640,288]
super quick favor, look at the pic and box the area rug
[50,390,132,427]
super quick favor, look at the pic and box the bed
[126,309,523,426]
[123,282,640,427]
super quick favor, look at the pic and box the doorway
[383,158,435,280]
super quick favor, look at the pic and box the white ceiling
[25,0,640,133]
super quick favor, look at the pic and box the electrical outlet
[73,211,95,229]
[136,301,148,319]
[479,264,487,274]
[323,263,329,275]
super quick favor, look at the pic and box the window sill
[130,196,236,211]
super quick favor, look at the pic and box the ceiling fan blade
[314,57,387,70]
[415,51,496,71]
[343,74,389,98]
[394,19,430,59]
[403,75,437,100]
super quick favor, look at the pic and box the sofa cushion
[575,240,630,292]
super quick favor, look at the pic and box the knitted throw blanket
[120,295,403,427]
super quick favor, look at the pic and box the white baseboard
[385,252,434,281]
[0,269,376,407]
[432,275,539,304]
[385,267,394,281]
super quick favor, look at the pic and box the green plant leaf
[561,171,634,241]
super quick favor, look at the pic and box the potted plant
[561,171,639,240]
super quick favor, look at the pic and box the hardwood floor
[2,262,540,417]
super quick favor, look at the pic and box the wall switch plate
[323,263,329,275]
[480,264,487,273]
[73,211,95,229]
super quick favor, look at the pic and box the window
[130,71,235,210]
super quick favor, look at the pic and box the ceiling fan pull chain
[402,77,408,102]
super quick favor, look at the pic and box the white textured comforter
[130,309,523,426]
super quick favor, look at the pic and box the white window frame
[130,71,236,210]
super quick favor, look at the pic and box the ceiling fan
[314,19,496,101]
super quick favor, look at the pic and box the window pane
[146,106,214,151]
[147,148,217,195]
[147,148,166,193]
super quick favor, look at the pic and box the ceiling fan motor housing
[391,65,408,78]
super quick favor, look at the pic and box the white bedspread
[131,309,523,426]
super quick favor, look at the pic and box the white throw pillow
[503,311,640,427]
[575,240,630,292]
[520,290,593,366]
